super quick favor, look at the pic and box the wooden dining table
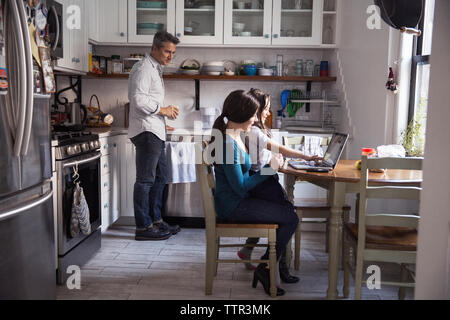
[280,159,422,300]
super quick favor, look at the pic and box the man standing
[128,31,181,241]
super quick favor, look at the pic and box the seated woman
[212,90,299,297]
[238,88,323,283]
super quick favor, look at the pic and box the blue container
[244,65,257,76]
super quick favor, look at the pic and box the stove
[51,131,102,284]
[52,131,101,160]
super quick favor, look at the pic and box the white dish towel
[301,136,324,158]
[165,142,197,184]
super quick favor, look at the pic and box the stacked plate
[202,61,224,75]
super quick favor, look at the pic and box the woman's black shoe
[252,264,285,296]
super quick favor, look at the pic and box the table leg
[327,181,345,300]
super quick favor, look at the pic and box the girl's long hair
[249,88,271,138]
[212,90,260,135]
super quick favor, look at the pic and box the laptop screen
[322,133,349,167]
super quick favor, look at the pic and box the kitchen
[0,0,449,302]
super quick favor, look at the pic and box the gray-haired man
[128,31,181,240]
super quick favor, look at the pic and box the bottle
[276,54,283,76]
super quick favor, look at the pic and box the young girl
[238,88,323,283]
[212,90,299,296]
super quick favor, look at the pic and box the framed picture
[38,46,55,93]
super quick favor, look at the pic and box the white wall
[336,0,393,159]
[415,0,450,299]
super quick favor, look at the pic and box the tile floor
[56,225,414,300]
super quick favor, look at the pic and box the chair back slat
[365,214,419,228]
[197,161,217,235]
[366,186,421,200]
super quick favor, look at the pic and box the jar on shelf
[111,55,123,74]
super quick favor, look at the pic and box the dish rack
[281,90,340,132]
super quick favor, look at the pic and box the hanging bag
[70,167,92,237]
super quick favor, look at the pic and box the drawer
[100,155,111,175]
[100,172,111,194]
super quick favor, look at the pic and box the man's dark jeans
[131,132,168,229]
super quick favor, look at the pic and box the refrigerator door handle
[18,0,34,156]
[8,0,27,157]
[0,189,53,222]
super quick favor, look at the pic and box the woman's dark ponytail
[212,114,227,135]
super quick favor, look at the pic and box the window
[407,0,435,155]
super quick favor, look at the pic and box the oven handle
[0,190,53,222]
[63,153,102,168]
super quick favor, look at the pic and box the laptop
[288,133,349,172]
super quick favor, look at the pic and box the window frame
[407,1,432,124]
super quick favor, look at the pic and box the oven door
[47,0,63,59]
[57,152,101,256]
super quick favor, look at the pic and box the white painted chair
[342,156,422,299]
[197,160,278,298]
[282,136,351,270]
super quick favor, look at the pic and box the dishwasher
[164,134,206,227]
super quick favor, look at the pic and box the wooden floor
[56,225,414,300]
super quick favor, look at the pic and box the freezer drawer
[0,183,56,300]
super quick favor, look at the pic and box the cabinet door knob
[264,34,270,38]
[273,34,279,39]
[120,32,125,37]
[176,33,181,37]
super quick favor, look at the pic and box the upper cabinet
[224,0,327,46]
[55,0,88,72]
[175,0,224,45]
[89,0,128,43]
[224,0,272,45]
[128,0,176,43]
[272,0,323,46]
[89,0,338,47]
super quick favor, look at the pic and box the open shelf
[85,73,337,82]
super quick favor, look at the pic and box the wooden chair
[197,161,278,298]
[342,156,422,299]
[282,136,351,270]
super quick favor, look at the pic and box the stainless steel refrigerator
[0,0,55,299]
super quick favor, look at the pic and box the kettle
[66,101,87,125]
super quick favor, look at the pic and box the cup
[237,1,245,9]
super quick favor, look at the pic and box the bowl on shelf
[244,64,258,76]
[203,61,224,67]
[233,22,245,33]
[258,68,273,76]
[240,31,252,37]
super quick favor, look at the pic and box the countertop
[85,127,128,138]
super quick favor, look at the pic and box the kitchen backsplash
[57,46,339,130]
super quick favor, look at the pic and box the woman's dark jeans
[131,132,168,229]
[228,176,299,261]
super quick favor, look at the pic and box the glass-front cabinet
[224,0,273,45]
[128,0,176,43]
[272,0,323,46]
[175,0,224,45]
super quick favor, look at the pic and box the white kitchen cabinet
[321,0,338,45]
[224,0,273,45]
[120,139,136,217]
[175,0,224,45]
[55,0,88,72]
[272,0,323,46]
[128,0,176,44]
[224,0,332,47]
[99,135,123,232]
[88,0,128,43]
